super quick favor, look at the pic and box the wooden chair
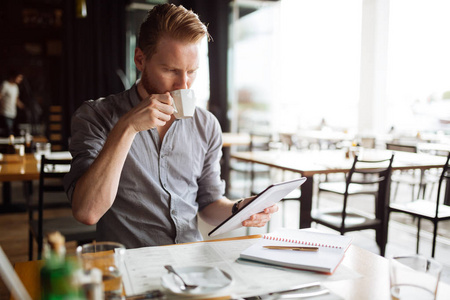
[388,152,450,257]
[28,156,96,260]
[311,154,394,256]
[46,105,65,151]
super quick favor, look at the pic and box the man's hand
[237,196,279,227]
[122,92,175,133]
[200,197,279,228]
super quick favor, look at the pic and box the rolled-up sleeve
[63,101,110,202]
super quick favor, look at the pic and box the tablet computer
[208,177,307,237]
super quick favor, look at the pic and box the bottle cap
[46,231,66,254]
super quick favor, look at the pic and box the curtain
[62,0,127,145]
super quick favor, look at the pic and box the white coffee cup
[170,89,196,119]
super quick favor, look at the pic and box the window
[387,0,450,133]
[228,0,279,133]
[277,0,362,133]
[228,0,362,134]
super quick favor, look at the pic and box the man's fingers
[264,204,279,214]
[156,110,171,122]
[148,94,175,116]
[240,203,279,227]
[242,212,272,227]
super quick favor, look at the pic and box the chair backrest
[279,133,294,150]
[249,132,272,152]
[341,154,395,224]
[386,143,417,153]
[360,137,376,149]
[47,105,66,151]
[37,156,72,243]
[434,152,450,216]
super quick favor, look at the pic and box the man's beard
[140,68,159,96]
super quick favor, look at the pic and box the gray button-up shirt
[63,84,225,248]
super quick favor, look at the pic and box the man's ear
[134,48,145,72]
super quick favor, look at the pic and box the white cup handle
[172,100,178,114]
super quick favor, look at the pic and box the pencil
[263,245,319,251]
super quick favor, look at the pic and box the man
[0,70,25,136]
[64,4,278,249]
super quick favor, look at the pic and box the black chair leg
[432,222,438,258]
[376,227,387,257]
[37,237,43,260]
[28,232,33,261]
[416,218,421,254]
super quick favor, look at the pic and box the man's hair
[138,3,210,59]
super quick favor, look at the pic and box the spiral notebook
[239,229,352,274]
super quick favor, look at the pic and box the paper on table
[161,266,232,296]
[165,266,230,289]
[121,238,361,298]
[45,151,72,160]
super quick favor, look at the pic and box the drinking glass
[77,242,126,299]
[35,142,51,159]
[389,255,442,300]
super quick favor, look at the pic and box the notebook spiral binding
[262,234,343,249]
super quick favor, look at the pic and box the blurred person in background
[0,70,25,136]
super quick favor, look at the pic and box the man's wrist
[232,198,244,214]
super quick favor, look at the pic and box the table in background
[0,154,40,213]
[12,235,450,300]
[417,142,450,154]
[222,132,251,148]
[295,129,355,149]
[0,135,49,212]
[0,135,48,145]
[0,151,72,213]
[231,149,448,229]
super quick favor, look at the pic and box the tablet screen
[208,177,307,237]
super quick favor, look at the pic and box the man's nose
[175,73,189,89]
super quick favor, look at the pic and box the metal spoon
[164,265,198,291]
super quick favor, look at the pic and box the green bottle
[40,232,84,300]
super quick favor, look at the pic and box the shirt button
[171,210,176,215]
